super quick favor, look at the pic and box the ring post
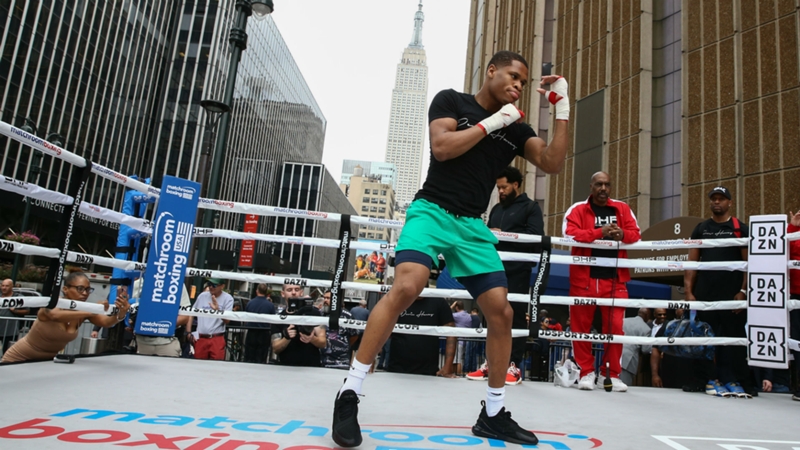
[747,214,790,369]
[328,215,352,330]
[42,159,93,309]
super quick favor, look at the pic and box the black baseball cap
[708,186,731,200]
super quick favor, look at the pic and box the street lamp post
[193,0,273,274]
[188,100,230,278]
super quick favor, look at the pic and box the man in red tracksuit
[562,171,641,392]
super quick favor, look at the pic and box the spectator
[190,278,234,360]
[620,308,652,386]
[465,308,483,373]
[487,165,543,383]
[375,253,387,284]
[787,209,800,402]
[1,278,30,353]
[133,278,192,357]
[563,171,641,392]
[451,300,472,376]
[2,272,129,363]
[650,308,667,338]
[350,299,370,321]
[388,297,455,377]
[271,283,326,367]
[244,283,275,364]
[319,291,359,369]
[684,186,751,398]
[651,308,696,389]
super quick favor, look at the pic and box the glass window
[372,189,378,194]
[361,206,368,212]
[362,197,369,202]
[359,232,366,238]
[364,189,370,194]
[381,190,387,196]
[367,233,375,239]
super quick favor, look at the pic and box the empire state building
[384,2,428,211]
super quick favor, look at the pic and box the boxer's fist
[477,103,524,135]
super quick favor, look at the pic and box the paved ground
[0,354,797,449]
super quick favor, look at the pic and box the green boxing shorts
[395,199,504,278]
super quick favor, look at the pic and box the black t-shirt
[589,203,619,279]
[691,217,749,301]
[389,297,454,376]
[415,89,538,218]
[274,309,323,367]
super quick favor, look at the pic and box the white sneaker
[597,375,628,392]
[578,372,596,390]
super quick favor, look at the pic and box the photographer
[271,283,326,367]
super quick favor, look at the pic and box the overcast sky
[271,0,471,183]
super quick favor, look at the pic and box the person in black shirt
[388,297,456,376]
[332,51,570,448]
[684,186,750,398]
[244,283,275,364]
[271,284,326,367]
[487,166,543,381]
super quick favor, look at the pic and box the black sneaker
[471,401,538,445]
[332,389,362,448]
[792,391,800,401]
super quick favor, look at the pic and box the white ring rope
[539,295,750,311]
[2,119,797,348]
[1,240,795,312]
[0,297,761,345]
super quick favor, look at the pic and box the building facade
[384,3,429,211]
[340,160,398,189]
[0,1,341,275]
[463,0,551,213]
[341,171,395,243]
[274,162,357,276]
[465,0,800,236]
[0,0,178,257]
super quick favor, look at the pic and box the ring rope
[2,240,796,311]
[2,120,796,349]
[0,297,760,345]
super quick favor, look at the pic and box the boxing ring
[2,121,800,450]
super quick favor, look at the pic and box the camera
[283,296,319,336]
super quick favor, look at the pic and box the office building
[0,1,346,274]
[384,2,429,210]
[465,0,800,236]
[341,167,396,243]
[274,162,357,276]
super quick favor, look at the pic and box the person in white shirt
[190,278,234,360]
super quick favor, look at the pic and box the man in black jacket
[487,166,543,384]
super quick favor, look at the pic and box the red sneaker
[505,362,522,385]
[466,361,488,380]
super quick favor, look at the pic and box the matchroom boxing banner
[747,214,790,369]
[135,176,200,337]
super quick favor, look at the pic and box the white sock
[486,386,505,417]
[339,359,371,396]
